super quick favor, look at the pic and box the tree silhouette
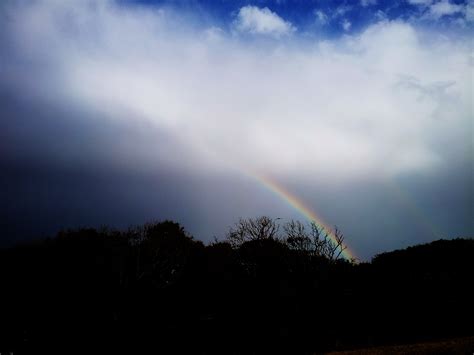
[284,219,348,260]
[132,221,202,288]
[226,216,280,247]
[227,216,349,261]
[0,219,472,354]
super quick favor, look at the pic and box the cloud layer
[1,0,472,256]
[234,5,296,37]
[6,1,470,180]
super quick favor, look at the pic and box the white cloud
[314,10,329,25]
[1,2,471,185]
[407,0,433,6]
[361,0,377,7]
[233,6,295,37]
[342,19,352,31]
[314,5,355,27]
[409,0,472,24]
[334,5,353,17]
[203,26,225,42]
[465,0,474,22]
[426,0,464,19]
[375,10,388,21]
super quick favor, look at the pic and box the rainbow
[251,172,357,261]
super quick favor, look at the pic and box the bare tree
[284,220,348,261]
[284,220,312,252]
[226,216,350,262]
[226,216,280,247]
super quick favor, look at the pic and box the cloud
[1,1,471,186]
[1,0,471,255]
[342,18,352,31]
[334,5,353,17]
[408,0,472,25]
[466,0,474,22]
[426,0,464,19]
[314,10,329,25]
[314,5,354,28]
[233,6,295,37]
[407,0,433,5]
[375,10,388,21]
[361,0,377,7]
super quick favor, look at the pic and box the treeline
[0,218,472,354]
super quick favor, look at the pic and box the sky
[0,0,472,259]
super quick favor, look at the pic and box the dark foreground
[327,336,474,354]
[0,219,472,354]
